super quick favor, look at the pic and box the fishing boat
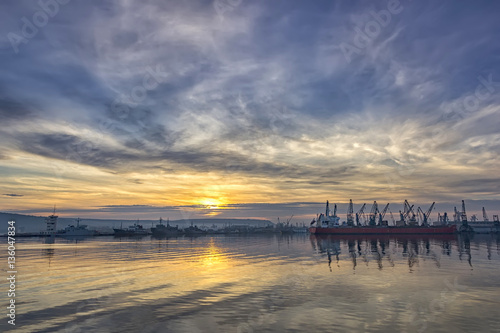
[309,201,456,235]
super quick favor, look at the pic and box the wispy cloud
[0,0,499,218]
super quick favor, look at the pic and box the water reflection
[310,234,496,271]
[3,234,500,333]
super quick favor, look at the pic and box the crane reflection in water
[309,234,487,271]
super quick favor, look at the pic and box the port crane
[482,207,489,222]
[347,199,354,226]
[356,203,366,226]
[416,202,435,226]
[368,201,379,226]
[398,200,415,225]
[417,207,423,224]
[461,200,468,224]
[378,203,390,225]
[404,200,417,225]
[453,206,460,222]
[437,212,449,224]
[388,209,396,226]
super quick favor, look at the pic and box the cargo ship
[309,201,457,235]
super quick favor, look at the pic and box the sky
[0,0,499,221]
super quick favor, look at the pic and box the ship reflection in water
[3,234,500,333]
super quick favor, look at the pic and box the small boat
[151,218,181,237]
[113,222,149,236]
[58,218,97,237]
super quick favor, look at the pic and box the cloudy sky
[0,0,499,221]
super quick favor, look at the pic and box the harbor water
[1,234,500,332]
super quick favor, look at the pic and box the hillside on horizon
[0,212,273,234]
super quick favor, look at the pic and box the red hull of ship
[309,225,456,235]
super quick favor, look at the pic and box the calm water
[1,234,500,333]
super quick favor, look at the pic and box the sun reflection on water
[198,238,230,268]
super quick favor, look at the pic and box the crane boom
[378,203,390,225]
[380,203,390,218]
[417,207,424,223]
[369,201,379,226]
[461,200,468,224]
[347,199,354,225]
[356,203,366,226]
[482,207,489,222]
[421,202,435,225]
[404,200,417,225]
[388,209,396,225]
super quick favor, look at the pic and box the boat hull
[58,230,96,237]
[309,225,456,235]
[151,229,181,237]
[113,229,149,236]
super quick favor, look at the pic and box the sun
[199,198,224,209]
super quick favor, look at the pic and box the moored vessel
[309,201,456,235]
[309,224,457,235]
[151,218,181,236]
[58,218,97,237]
[114,222,149,236]
[183,224,207,236]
